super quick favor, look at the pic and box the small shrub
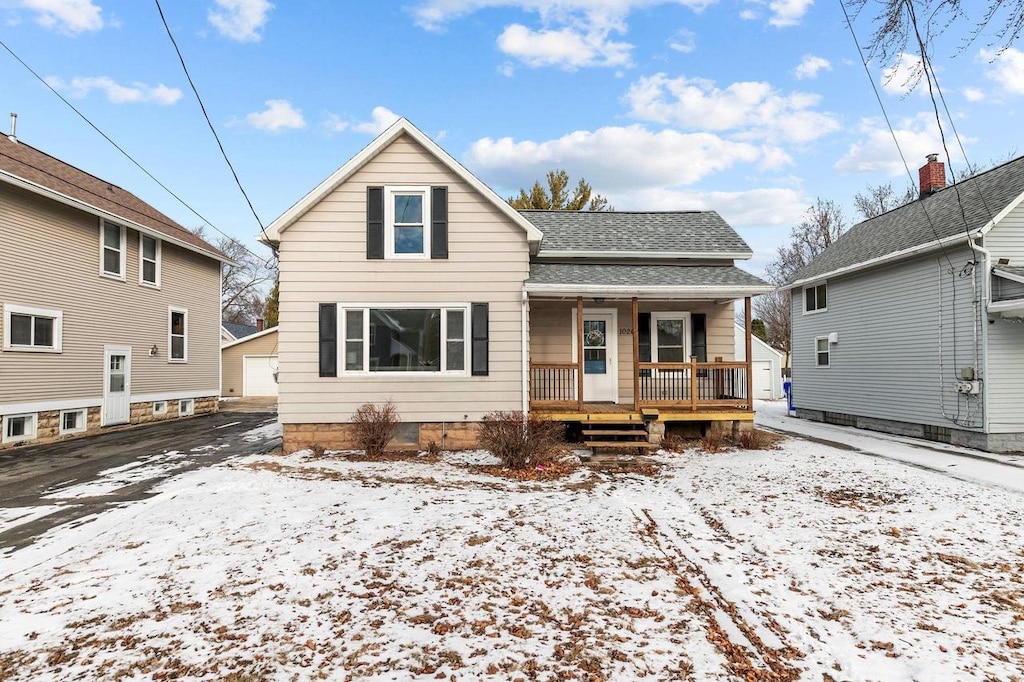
[659,433,684,453]
[699,429,727,454]
[425,440,441,457]
[308,443,326,458]
[479,411,564,470]
[736,428,779,450]
[351,400,401,457]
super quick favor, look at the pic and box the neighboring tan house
[0,132,226,449]
[222,321,258,345]
[261,119,772,453]
[787,154,1024,452]
[221,326,278,397]
[734,322,785,400]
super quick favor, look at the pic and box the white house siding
[983,200,1024,257]
[277,134,530,425]
[983,205,1024,434]
[0,184,222,407]
[791,246,984,432]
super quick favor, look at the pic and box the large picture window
[343,307,468,374]
[385,187,430,258]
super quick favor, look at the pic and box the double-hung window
[101,221,126,279]
[343,306,467,374]
[140,235,161,287]
[804,283,827,313]
[3,303,63,353]
[169,307,188,362]
[815,337,830,367]
[385,187,430,258]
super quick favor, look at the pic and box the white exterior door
[752,360,774,400]
[103,345,131,426]
[578,310,618,402]
[243,355,279,397]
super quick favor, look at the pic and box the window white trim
[100,220,127,280]
[2,303,63,353]
[340,303,470,376]
[139,234,161,288]
[384,186,431,259]
[168,306,188,363]
[153,401,168,415]
[3,413,37,444]
[803,282,828,314]
[814,336,831,368]
[179,398,195,416]
[650,311,693,363]
[59,409,87,435]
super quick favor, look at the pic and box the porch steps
[581,421,656,455]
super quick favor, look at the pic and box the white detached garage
[734,322,785,400]
[222,327,279,397]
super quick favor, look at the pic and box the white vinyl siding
[982,202,1024,432]
[277,133,529,423]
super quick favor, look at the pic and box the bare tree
[507,169,611,211]
[195,227,278,324]
[853,182,916,220]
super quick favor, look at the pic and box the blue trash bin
[783,380,793,414]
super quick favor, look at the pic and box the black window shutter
[319,303,337,377]
[691,314,707,362]
[430,186,448,259]
[471,303,489,376]
[366,187,384,259]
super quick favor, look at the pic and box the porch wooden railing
[637,359,749,411]
[529,361,580,409]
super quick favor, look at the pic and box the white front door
[103,345,131,426]
[578,310,618,402]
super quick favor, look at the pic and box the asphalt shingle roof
[527,262,770,289]
[223,322,258,340]
[0,135,224,260]
[790,155,1024,284]
[519,210,752,256]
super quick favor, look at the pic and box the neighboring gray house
[787,154,1024,452]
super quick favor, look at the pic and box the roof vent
[8,112,17,143]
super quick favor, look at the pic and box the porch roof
[525,262,773,298]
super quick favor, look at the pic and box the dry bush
[351,400,401,457]
[479,411,564,470]
[699,429,728,454]
[736,428,779,450]
[659,433,685,453]
[308,443,326,458]
[425,440,441,457]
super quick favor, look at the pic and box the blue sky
[3,0,1023,274]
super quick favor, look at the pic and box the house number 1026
[618,328,633,335]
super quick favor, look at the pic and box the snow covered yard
[1,433,1022,681]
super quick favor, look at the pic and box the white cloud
[244,99,305,132]
[881,52,924,96]
[667,27,695,53]
[963,87,985,102]
[497,22,631,68]
[834,114,965,176]
[322,113,349,133]
[794,54,830,80]
[624,73,840,143]
[208,0,272,42]
[498,61,516,77]
[408,1,716,32]
[626,186,807,226]
[981,47,1024,95]
[45,76,182,105]
[739,8,758,20]
[21,0,102,33]
[767,0,813,27]
[466,125,766,192]
[352,106,401,135]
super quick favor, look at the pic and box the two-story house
[261,119,772,453]
[1,132,227,448]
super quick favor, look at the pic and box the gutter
[537,249,753,260]
[524,284,774,298]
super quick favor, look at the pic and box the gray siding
[791,246,985,432]
[984,202,1024,432]
[0,183,221,411]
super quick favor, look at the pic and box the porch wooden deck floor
[532,403,754,422]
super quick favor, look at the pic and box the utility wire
[153,0,274,249]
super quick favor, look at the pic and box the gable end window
[101,221,126,279]
[140,235,161,287]
[385,187,431,258]
[815,337,830,367]
[3,304,63,353]
[804,283,827,313]
[169,307,188,362]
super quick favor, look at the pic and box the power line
[152,0,274,248]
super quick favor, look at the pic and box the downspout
[972,240,992,434]
[521,287,529,416]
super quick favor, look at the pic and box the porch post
[632,297,640,412]
[690,355,698,411]
[745,296,754,412]
[576,296,584,412]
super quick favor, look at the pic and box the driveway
[0,402,280,553]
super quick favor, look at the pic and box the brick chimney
[919,153,946,198]
[256,318,265,332]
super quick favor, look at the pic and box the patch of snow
[40,451,193,500]
[240,419,282,442]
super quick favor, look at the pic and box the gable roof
[222,321,258,341]
[0,134,226,262]
[521,210,753,259]
[526,262,772,297]
[261,118,543,245]
[789,155,1024,287]
[221,325,277,350]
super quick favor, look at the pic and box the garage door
[752,360,774,400]
[243,355,278,397]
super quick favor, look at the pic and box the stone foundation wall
[283,422,484,454]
